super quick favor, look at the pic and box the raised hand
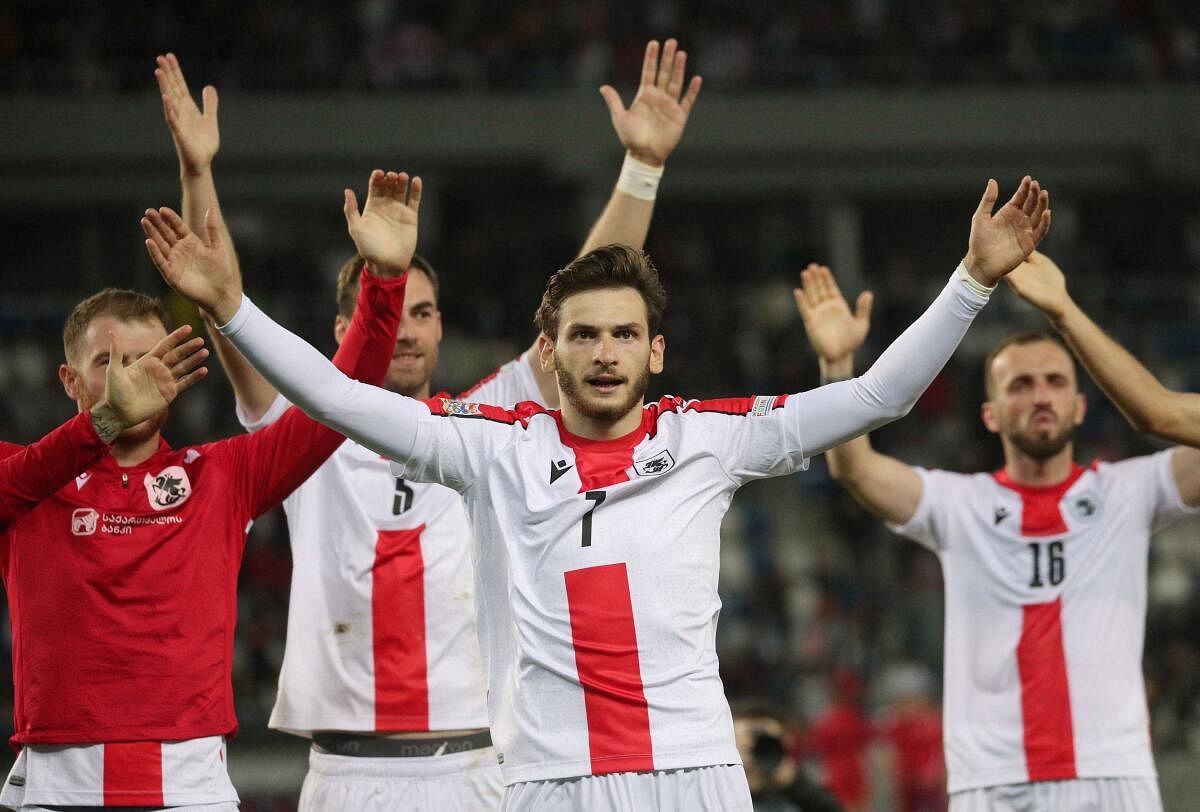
[1006,250,1071,320]
[963,176,1052,286]
[92,326,209,443]
[794,264,874,365]
[155,53,219,176]
[343,170,422,277]
[142,207,242,323]
[600,39,703,167]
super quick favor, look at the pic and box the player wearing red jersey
[145,173,1049,810]
[0,170,419,811]
[0,325,207,526]
[1007,251,1200,446]
[796,260,1200,810]
[154,42,702,810]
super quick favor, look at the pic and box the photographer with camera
[732,699,844,812]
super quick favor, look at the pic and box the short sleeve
[887,467,954,552]
[1107,449,1200,530]
[236,393,292,434]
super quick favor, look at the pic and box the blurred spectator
[878,662,946,812]
[806,671,872,811]
[3,1,1200,93]
[732,698,843,812]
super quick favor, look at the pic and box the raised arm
[1009,251,1200,446]
[795,264,923,524]
[143,206,436,474]
[515,39,704,405]
[1007,251,1200,506]
[579,38,702,256]
[2,327,207,525]
[790,177,1051,463]
[154,53,277,419]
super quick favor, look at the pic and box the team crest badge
[441,399,482,417]
[1068,490,1100,523]
[144,465,192,511]
[634,450,675,477]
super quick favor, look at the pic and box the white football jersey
[891,450,1197,793]
[244,353,544,736]
[391,393,807,785]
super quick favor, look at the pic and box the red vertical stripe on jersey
[103,742,163,806]
[372,526,429,730]
[565,563,654,774]
[1017,598,1077,781]
[993,463,1087,537]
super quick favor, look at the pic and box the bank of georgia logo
[71,508,99,536]
[144,465,192,511]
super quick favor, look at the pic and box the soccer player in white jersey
[794,261,1200,811]
[155,41,702,809]
[1006,251,1200,446]
[143,172,1050,810]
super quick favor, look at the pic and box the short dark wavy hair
[534,244,667,339]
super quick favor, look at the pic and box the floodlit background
[1,2,1200,809]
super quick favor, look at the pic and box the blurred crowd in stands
[3,3,1200,808]
[2,0,1200,93]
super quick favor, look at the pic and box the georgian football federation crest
[144,465,192,511]
[633,450,675,477]
[1068,490,1100,523]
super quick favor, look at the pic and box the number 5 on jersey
[581,490,606,547]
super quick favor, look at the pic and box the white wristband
[616,153,664,201]
[956,261,996,299]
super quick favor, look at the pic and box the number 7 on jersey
[581,490,606,547]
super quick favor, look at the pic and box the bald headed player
[1007,251,1200,446]
[797,260,1200,811]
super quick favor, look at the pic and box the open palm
[794,264,873,363]
[104,325,209,427]
[601,39,702,166]
[156,52,220,173]
[965,176,1052,284]
[344,170,422,276]
[142,207,241,321]
[1006,251,1070,318]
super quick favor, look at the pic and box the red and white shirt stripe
[890,450,1197,793]
[390,393,806,784]
[244,352,545,736]
[0,737,236,808]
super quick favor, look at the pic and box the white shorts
[949,777,1162,812]
[298,744,503,812]
[501,764,752,812]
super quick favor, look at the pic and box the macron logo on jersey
[550,459,574,484]
[144,465,192,511]
[71,508,99,536]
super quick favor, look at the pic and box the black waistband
[311,730,492,758]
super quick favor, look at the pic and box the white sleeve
[790,267,988,457]
[236,392,291,433]
[1106,449,1200,530]
[887,467,952,552]
[218,296,506,490]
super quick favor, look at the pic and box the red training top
[0,269,406,746]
